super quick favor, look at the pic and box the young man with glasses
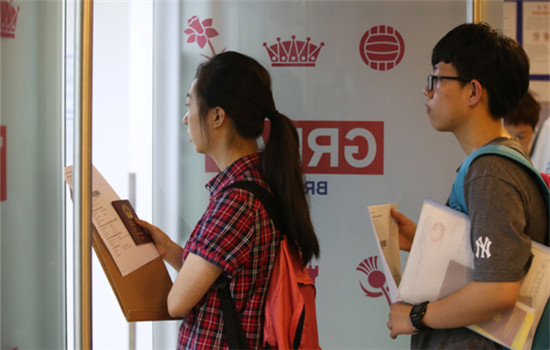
[386,23,548,349]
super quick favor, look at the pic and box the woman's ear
[211,107,227,128]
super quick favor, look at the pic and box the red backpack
[215,181,321,350]
[263,235,319,349]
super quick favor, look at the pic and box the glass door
[0,0,66,348]
[65,0,155,348]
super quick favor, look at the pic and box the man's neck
[455,115,510,155]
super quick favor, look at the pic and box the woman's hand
[390,208,417,252]
[135,219,224,318]
[135,218,184,271]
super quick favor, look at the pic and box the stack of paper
[368,199,550,350]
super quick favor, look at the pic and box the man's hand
[387,302,416,339]
[390,209,417,251]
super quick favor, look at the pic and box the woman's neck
[210,138,258,171]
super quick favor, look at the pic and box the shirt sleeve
[187,189,258,276]
[465,156,533,282]
[531,117,550,174]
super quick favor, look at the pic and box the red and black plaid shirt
[178,153,279,349]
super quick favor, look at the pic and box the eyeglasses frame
[427,74,482,92]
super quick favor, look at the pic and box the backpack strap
[214,181,282,350]
[449,144,550,230]
[225,181,284,231]
[213,275,249,350]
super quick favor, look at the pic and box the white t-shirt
[531,116,550,173]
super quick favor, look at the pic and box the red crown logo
[263,36,324,67]
[1,0,19,38]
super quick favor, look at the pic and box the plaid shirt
[177,153,279,349]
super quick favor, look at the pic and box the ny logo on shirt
[475,236,492,259]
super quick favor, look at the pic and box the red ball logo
[359,25,405,71]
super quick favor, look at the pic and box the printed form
[397,199,472,303]
[65,165,159,276]
[367,203,401,303]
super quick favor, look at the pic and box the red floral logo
[356,255,391,306]
[184,16,226,59]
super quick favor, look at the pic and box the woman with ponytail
[137,51,320,349]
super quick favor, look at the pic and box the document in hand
[64,165,175,321]
[397,199,472,303]
[367,203,401,303]
[64,165,159,276]
[397,199,550,350]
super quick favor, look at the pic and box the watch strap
[409,301,430,331]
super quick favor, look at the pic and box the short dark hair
[503,91,541,130]
[432,23,530,118]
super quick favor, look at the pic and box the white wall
[151,1,475,349]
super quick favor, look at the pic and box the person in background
[386,23,548,349]
[503,90,540,155]
[504,89,550,175]
[503,91,550,174]
[531,114,550,174]
[137,51,320,349]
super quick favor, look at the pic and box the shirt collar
[206,152,262,195]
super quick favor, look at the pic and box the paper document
[65,165,159,276]
[397,199,472,303]
[519,243,550,349]
[470,241,550,350]
[397,199,550,350]
[367,203,401,303]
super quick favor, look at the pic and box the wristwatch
[409,301,430,331]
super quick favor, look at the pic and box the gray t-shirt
[411,138,548,350]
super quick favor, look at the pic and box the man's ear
[468,79,484,106]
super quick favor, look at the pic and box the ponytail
[194,51,320,265]
[262,111,320,266]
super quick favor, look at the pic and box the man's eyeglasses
[427,74,477,91]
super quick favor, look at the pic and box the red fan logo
[356,255,391,305]
[359,25,405,71]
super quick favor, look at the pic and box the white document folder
[396,199,550,350]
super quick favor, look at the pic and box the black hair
[503,91,541,130]
[193,51,320,265]
[432,22,530,118]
